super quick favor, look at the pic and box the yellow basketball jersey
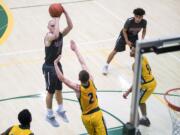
[79,80,99,115]
[9,125,32,135]
[141,56,154,84]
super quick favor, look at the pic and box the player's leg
[102,50,117,75]
[43,64,59,127]
[102,36,126,75]
[139,81,157,126]
[139,103,147,118]
[46,92,54,115]
[55,63,69,122]
[43,64,55,117]
[55,63,63,107]
[92,111,107,135]
[46,92,59,127]
[56,90,69,123]
[107,50,117,64]
[55,90,62,105]
[139,88,151,127]
[81,115,94,135]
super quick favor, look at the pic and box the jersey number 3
[88,93,94,104]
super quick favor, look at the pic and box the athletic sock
[142,115,147,120]
[58,104,64,112]
[105,64,109,68]
[47,109,54,118]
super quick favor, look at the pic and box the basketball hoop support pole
[130,45,141,129]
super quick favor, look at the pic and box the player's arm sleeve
[143,20,147,28]
[63,78,80,92]
[123,19,130,29]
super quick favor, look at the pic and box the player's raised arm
[70,40,93,81]
[54,55,79,92]
[61,7,73,37]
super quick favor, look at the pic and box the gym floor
[0,0,180,134]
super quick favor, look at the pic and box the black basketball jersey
[45,33,63,65]
[120,17,147,38]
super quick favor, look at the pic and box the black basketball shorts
[114,36,126,52]
[42,63,63,94]
[114,35,138,52]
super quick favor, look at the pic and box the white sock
[58,104,64,112]
[47,109,54,118]
[142,115,147,120]
[104,64,109,69]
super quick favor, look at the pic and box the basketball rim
[164,88,180,112]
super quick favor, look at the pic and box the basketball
[49,3,63,17]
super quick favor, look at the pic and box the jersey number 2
[88,93,94,104]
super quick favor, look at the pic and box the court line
[0,90,176,129]
[153,94,167,105]
[169,53,180,62]
[0,49,104,68]
[93,1,123,23]
[0,49,43,56]
[0,95,124,134]
[0,38,115,57]
[94,1,180,63]
[1,90,177,103]
[1,90,177,121]
[0,47,105,68]
[0,92,125,127]
[0,58,41,68]
[10,0,94,10]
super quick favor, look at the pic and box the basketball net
[164,88,180,135]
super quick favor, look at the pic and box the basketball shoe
[46,115,59,127]
[57,110,69,123]
[139,117,151,127]
[102,65,109,75]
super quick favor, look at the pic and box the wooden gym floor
[0,0,180,134]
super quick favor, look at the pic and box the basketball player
[54,40,107,135]
[42,6,73,127]
[102,8,147,75]
[123,47,157,127]
[1,109,34,135]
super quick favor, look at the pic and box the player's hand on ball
[61,5,65,13]
[70,40,77,51]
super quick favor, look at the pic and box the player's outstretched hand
[54,55,61,64]
[70,40,77,51]
[123,92,129,99]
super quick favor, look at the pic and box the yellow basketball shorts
[81,110,107,135]
[139,80,157,104]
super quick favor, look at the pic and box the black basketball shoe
[139,117,151,127]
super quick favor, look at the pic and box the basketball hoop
[164,88,180,135]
